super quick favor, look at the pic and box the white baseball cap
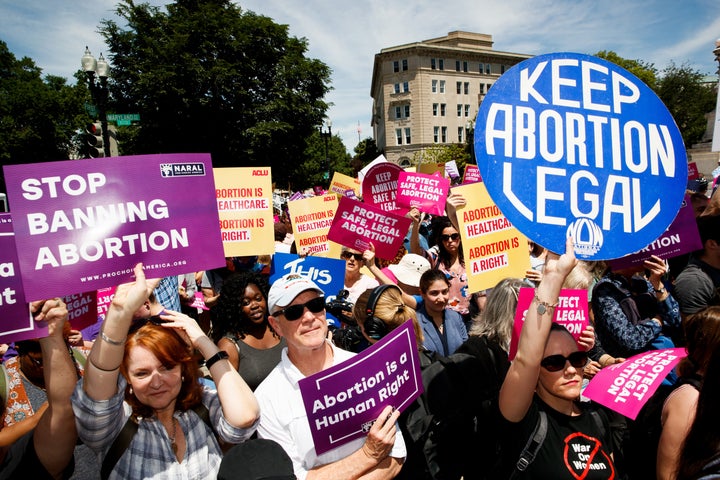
[268,273,325,315]
[387,254,431,287]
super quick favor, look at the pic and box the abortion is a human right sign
[475,52,687,260]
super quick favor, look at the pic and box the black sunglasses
[272,296,325,321]
[129,315,168,334]
[341,251,364,261]
[540,351,588,372]
[440,233,461,242]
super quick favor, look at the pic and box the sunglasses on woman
[440,233,461,242]
[341,251,364,261]
[540,351,588,372]
[272,296,326,321]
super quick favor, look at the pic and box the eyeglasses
[341,251,364,261]
[440,233,461,242]
[540,351,588,372]
[129,315,168,334]
[272,296,325,321]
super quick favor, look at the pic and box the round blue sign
[474,52,687,260]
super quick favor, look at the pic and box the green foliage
[352,137,381,173]
[0,40,86,190]
[655,62,716,147]
[100,0,332,184]
[595,50,658,89]
[414,144,470,175]
[295,130,352,190]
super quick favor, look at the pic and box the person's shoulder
[254,360,288,400]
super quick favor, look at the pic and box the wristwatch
[205,350,230,369]
[654,286,667,294]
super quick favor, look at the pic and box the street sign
[107,113,140,124]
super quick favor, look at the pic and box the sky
[1,0,719,153]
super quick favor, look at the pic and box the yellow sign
[213,167,274,256]
[417,162,445,176]
[288,194,342,257]
[453,182,530,292]
[329,172,361,199]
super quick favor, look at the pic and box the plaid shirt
[72,376,257,479]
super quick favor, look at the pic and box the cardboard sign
[299,319,423,455]
[328,197,411,260]
[417,162,445,176]
[361,162,407,214]
[288,194,341,257]
[462,164,482,184]
[453,183,530,292]
[509,288,589,361]
[396,172,450,215]
[214,167,274,256]
[329,172,361,199]
[583,348,686,420]
[3,154,225,300]
[475,53,687,260]
[608,194,702,270]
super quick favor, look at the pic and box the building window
[479,83,485,94]
[433,126,439,143]
[479,63,484,73]
[405,128,411,144]
[393,60,399,73]
[439,80,445,93]
[402,59,408,71]
[441,126,447,143]
[455,60,461,72]
[456,81,462,94]
[432,80,437,93]
[394,83,400,94]
[395,106,402,119]
[404,105,410,118]
[463,61,468,72]
[431,58,436,70]
[396,128,403,145]
[439,59,444,70]
[485,64,491,75]
[440,104,446,116]
[457,104,462,117]
[433,103,438,116]
[464,82,470,95]
[500,65,506,74]
[465,104,470,117]
[403,81,409,93]
[458,126,464,142]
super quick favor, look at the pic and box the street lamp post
[81,46,111,157]
[320,120,332,182]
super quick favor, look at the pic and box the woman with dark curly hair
[212,272,285,391]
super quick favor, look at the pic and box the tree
[99,0,332,185]
[0,40,86,191]
[295,130,352,190]
[595,50,658,89]
[352,137,381,174]
[413,144,470,178]
[655,62,716,147]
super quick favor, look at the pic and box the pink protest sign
[509,288,589,361]
[687,162,699,180]
[361,162,408,214]
[299,319,423,455]
[584,348,686,420]
[328,197,411,260]
[462,164,482,184]
[3,154,225,301]
[96,286,115,322]
[608,194,702,270]
[191,291,209,311]
[396,172,450,215]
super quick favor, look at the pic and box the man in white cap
[255,273,406,480]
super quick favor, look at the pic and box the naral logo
[160,163,206,177]
[567,218,603,257]
[252,169,269,176]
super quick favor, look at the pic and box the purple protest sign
[462,164,482,184]
[3,154,225,301]
[583,348,686,420]
[61,291,98,332]
[509,288,589,361]
[608,194,702,270]
[299,319,423,455]
[396,172,450,215]
[327,197,411,260]
[361,162,408,215]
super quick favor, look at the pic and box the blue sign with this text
[474,52,687,260]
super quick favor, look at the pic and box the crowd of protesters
[2,178,720,480]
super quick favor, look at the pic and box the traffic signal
[85,122,105,158]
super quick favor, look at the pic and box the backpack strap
[100,403,213,480]
[510,410,548,479]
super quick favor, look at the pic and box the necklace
[168,417,178,455]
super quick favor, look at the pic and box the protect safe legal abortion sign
[3,154,226,301]
[475,53,687,260]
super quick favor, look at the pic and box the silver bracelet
[100,330,126,346]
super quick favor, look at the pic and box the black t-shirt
[500,397,616,479]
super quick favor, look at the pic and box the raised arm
[444,191,466,232]
[33,298,78,478]
[363,244,418,309]
[499,237,577,422]
[84,263,160,400]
